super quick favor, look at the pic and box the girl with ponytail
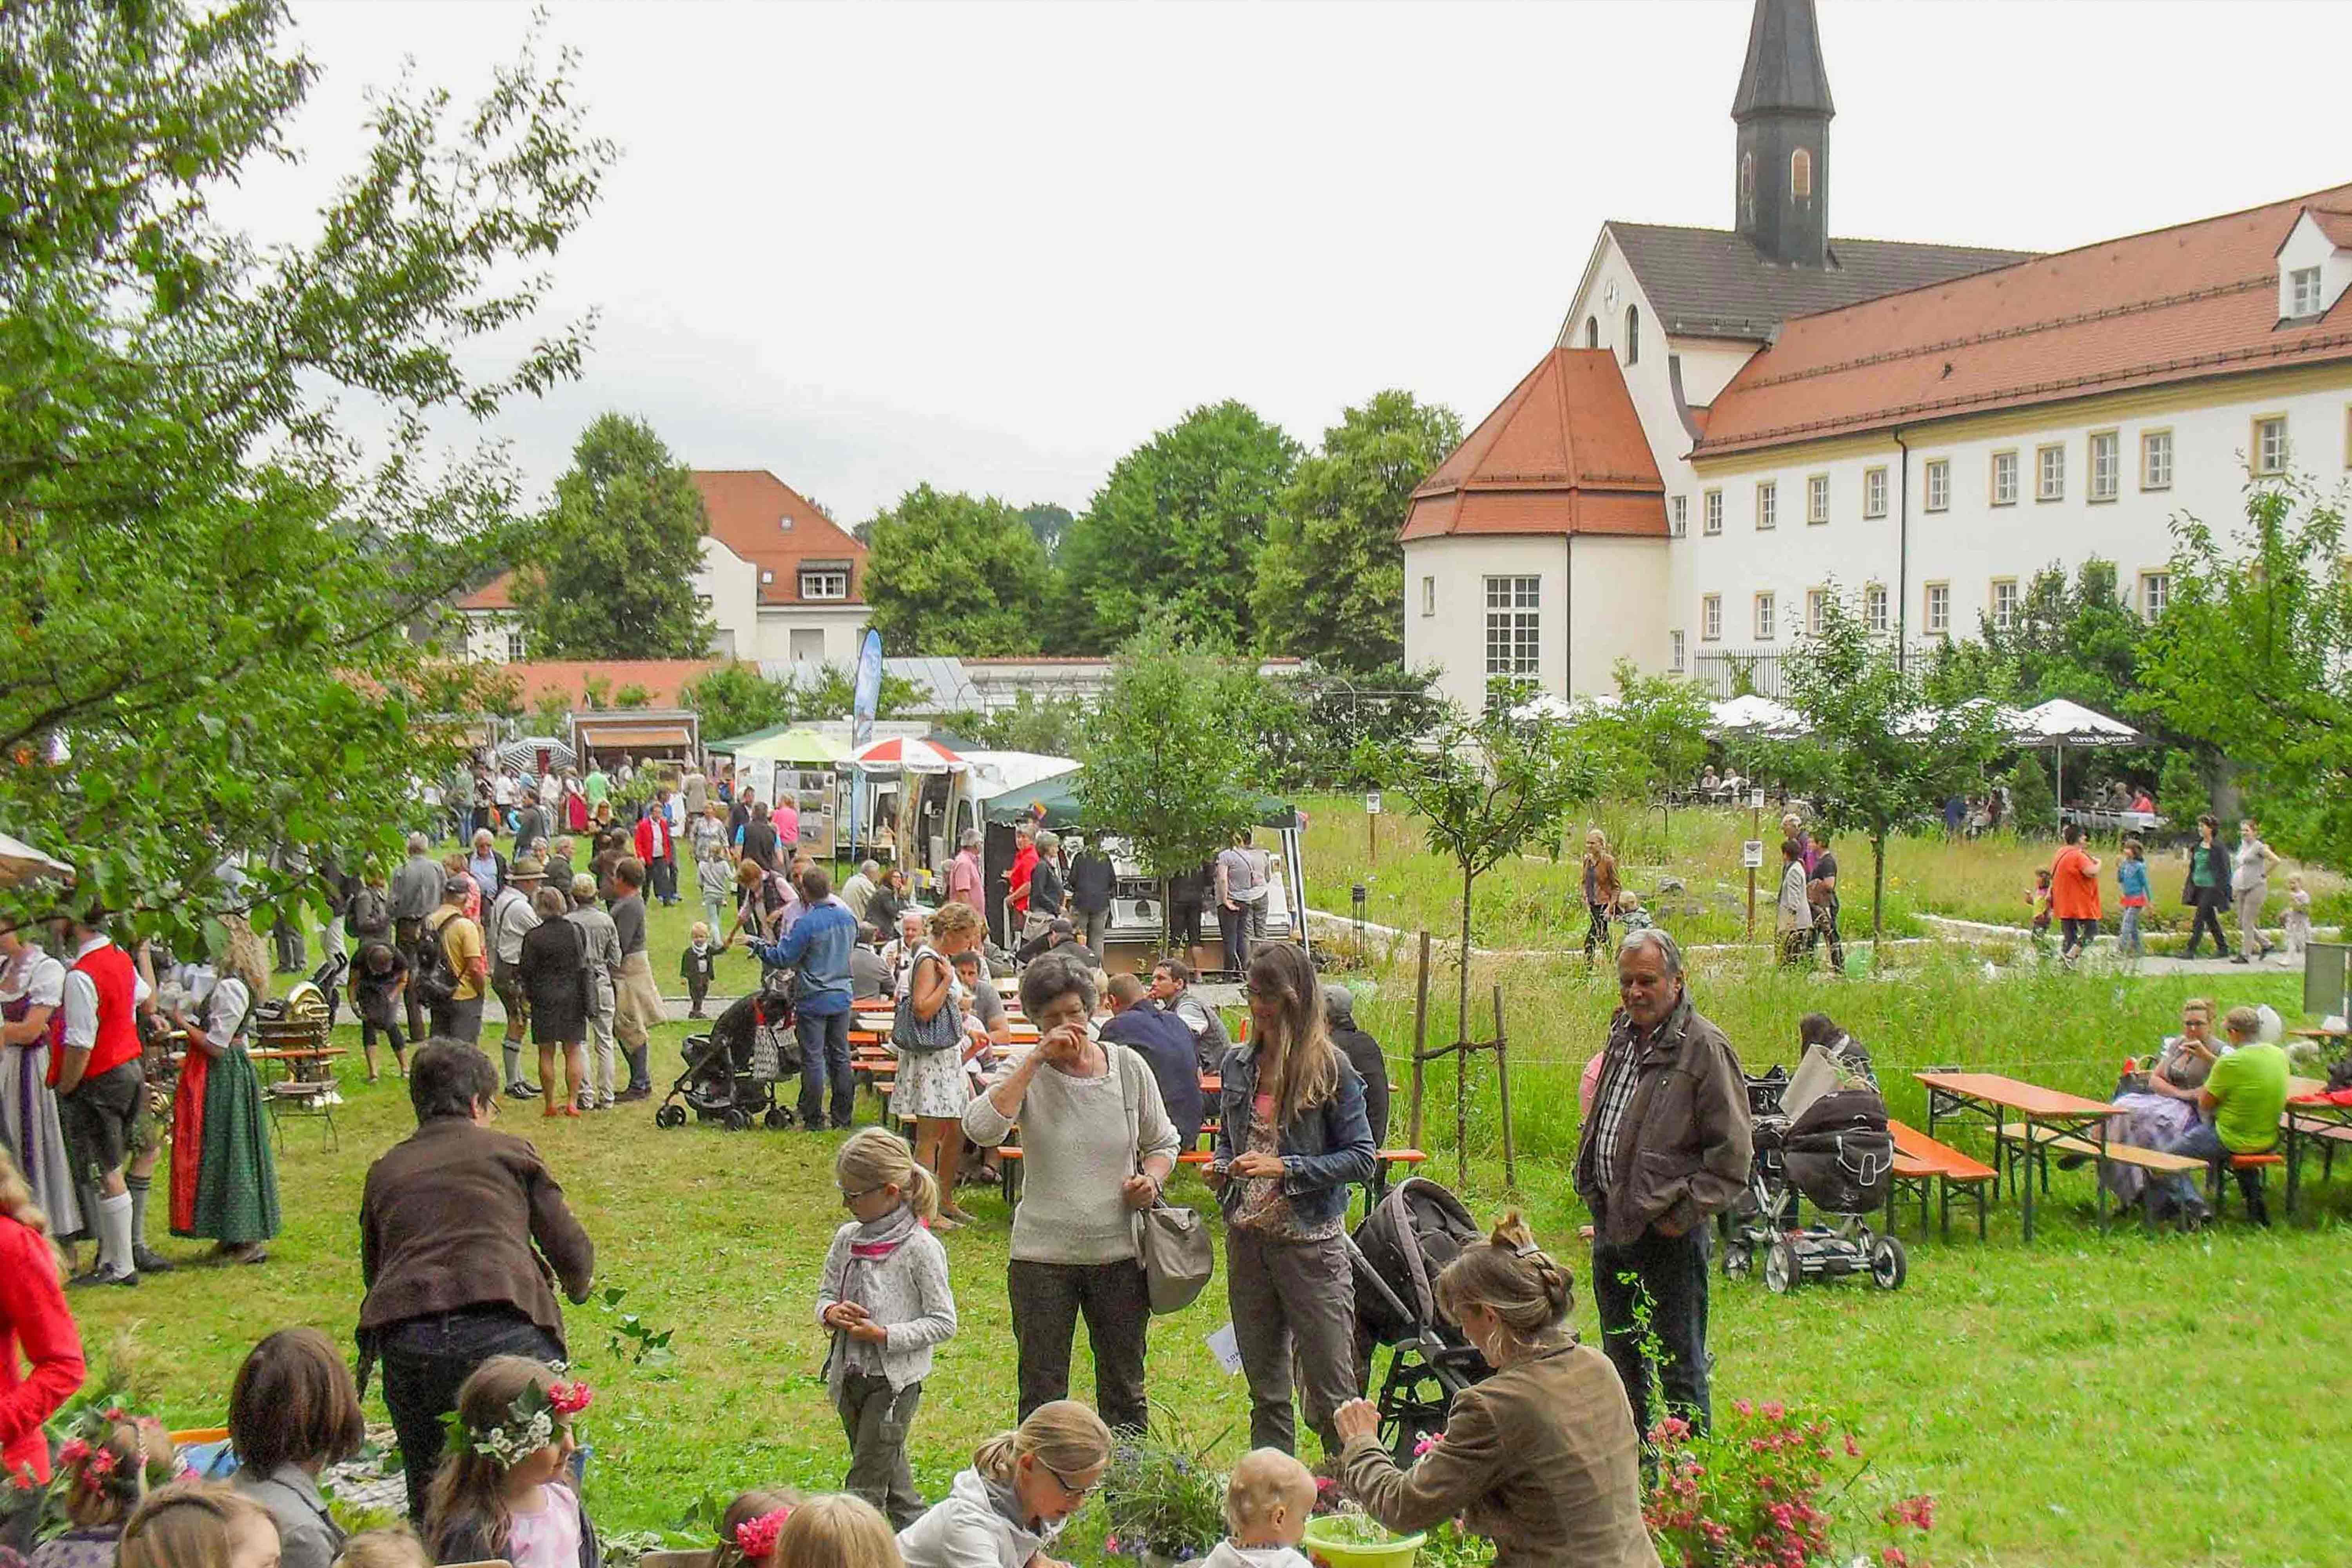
[898,1401,1110,1568]
[1330,1212,1659,1568]
[817,1129,957,1528]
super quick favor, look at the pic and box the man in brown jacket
[358,1040,594,1522]
[1573,928,1751,1441]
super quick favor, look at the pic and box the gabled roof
[1401,349,1666,542]
[1732,0,1833,119]
[1695,180,2352,457]
[2279,206,2352,252]
[1603,222,2036,342]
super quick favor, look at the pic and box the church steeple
[1732,0,1834,268]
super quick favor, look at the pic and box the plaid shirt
[1584,994,1694,1195]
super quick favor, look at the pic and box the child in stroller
[1720,1020,1903,1294]
[1345,1176,1492,1464]
[654,971,800,1130]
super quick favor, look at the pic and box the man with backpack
[419,878,489,1044]
[389,833,445,1042]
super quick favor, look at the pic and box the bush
[2004,755,2054,832]
[1646,1400,1938,1567]
[2157,748,2208,824]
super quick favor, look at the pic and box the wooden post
[1408,930,1430,1149]
[1492,982,1515,1190]
[1746,795,1759,938]
[1455,1020,1469,1191]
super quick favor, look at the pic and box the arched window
[1791,147,1813,198]
[1585,316,1598,348]
[1624,306,1640,366]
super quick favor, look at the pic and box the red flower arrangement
[735,1505,793,1559]
[547,1379,595,1417]
[1644,1399,1938,1567]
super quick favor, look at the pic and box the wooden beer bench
[1885,1120,1998,1241]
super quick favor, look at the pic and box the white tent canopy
[958,750,1081,801]
[0,830,74,890]
[1707,694,1809,737]
[2012,698,2143,748]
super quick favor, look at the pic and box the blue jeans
[378,1307,563,1523]
[796,1009,853,1130]
[2118,905,2143,956]
[2154,1122,2227,1216]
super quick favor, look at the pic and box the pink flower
[1734,1399,1754,1417]
[1412,1431,1444,1458]
[1649,1415,1691,1443]
[735,1506,791,1559]
[57,1441,89,1466]
[1761,1401,1785,1420]
[547,1380,595,1416]
[1105,1537,1122,1555]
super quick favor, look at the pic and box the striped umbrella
[848,736,967,775]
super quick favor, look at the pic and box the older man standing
[485,857,545,1100]
[947,829,985,915]
[389,833,443,1042]
[1573,929,1750,1440]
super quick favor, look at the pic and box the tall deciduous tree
[862,485,1055,656]
[0,0,612,949]
[1060,401,1300,650]
[1255,391,1463,671]
[512,414,715,658]
[2136,483,2352,866]
[1573,660,1715,835]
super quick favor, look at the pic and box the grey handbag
[892,948,963,1054]
[1118,1045,1214,1313]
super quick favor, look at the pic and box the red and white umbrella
[849,736,967,775]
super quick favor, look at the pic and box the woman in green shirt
[2181,814,2232,960]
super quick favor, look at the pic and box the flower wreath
[734,1505,793,1559]
[441,1375,594,1469]
[51,1405,177,1508]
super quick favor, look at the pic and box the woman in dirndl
[168,944,281,1263]
[891,900,985,1230]
[0,923,84,1243]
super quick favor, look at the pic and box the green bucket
[1303,1516,1426,1568]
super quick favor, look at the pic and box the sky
[259,0,2352,524]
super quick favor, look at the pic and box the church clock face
[1602,282,1621,313]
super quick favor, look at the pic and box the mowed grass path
[70,945,2352,1567]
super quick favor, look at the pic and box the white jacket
[897,1468,1050,1568]
[1201,1543,1314,1568]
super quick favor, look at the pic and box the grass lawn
[70,932,2352,1568]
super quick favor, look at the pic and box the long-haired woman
[1208,942,1374,1458]
[890,902,985,1227]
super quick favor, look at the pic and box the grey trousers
[2236,884,2270,955]
[1080,907,1111,956]
[1227,1226,1356,1458]
[837,1371,926,1528]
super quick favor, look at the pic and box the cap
[443,875,472,897]
[1049,918,1077,936]
[510,857,546,882]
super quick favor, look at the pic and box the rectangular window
[1925,582,1951,637]
[1670,496,1688,538]
[1754,592,1776,641]
[1924,458,1950,512]
[1670,630,1686,671]
[1864,466,1889,519]
[2142,429,2173,490]
[799,569,850,600]
[759,568,775,584]
[1864,584,1889,635]
[2089,430,2120,501]
[1483,575,1541,677]
[1806,588,1827,636]
[1755,481,1777,531]
[504,629,527,662]
[2036,443,2065,502]
[1991,578,2019,632]
[1806,474,1829,525]
[1421,576,1435,617]
[2141,571,2170,620]
[1702,594,1722,641]
[2254,416,2288,475]
[1703,490,1723,535]
[1992,450,2018,506]
[2291,266,2323,316]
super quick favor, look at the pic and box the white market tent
[1707,694,1810,737]
[2011,698,2146,822]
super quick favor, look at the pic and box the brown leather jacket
[1574,994,1752,1247]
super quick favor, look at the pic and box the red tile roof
[2301,208,2352,250]
[452,469,867,613]
[1401,349,1667,541]
[1696,182,2352,457]
[484,660,722,708]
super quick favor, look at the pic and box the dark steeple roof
[1732,0,1835,120]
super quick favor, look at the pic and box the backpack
[350,883,392,936]
[1780,1084,1893,1215]
[413,913,462,1008]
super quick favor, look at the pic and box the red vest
[50,940,141,1086]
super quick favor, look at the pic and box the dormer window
[2290,267,2323,317]
[759,569,775,584]
[800,567,850,601]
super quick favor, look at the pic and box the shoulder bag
[1116,1045,1213,1313]
[892,947,962,1054]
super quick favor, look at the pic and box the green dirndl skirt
[190,1043,281,1244]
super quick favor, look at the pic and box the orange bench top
[997,1146,1426,1167]
[1888,1119,1996,1181]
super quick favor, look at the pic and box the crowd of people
[2031,814,2307,966]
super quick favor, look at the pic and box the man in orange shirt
[2049,823,2103,968]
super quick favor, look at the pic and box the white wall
[1406,534,1568,712]
[1675,367,2352,653]
[458,610,522,663]
[697,537,761,659]
[748,605,869,665]
[1570,534,1671,691]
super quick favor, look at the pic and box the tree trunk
[1457,862,1474,1189]
[1871,833,1888,956]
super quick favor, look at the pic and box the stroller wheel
[653,1103,686,1129]
[764,1107,791,1131]
[1763,1238,1802,1295]
[1721,1240,1753,1281]
[1867,1234,1908,1291]
[723,1108,751,1132]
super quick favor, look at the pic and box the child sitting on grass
[711,1486,798,1568]
[332,1527,430,1568]
[682,922,719,1020]
[425,1357,598,1568]
[817,1130,957,1528]
[897,1403,1110,1568]
[774,1494,901,1568]
[116,1484,279,1568]
[1203,1448,1318,1568]
[1612,888,1653,935]
[29,1415,179,1568]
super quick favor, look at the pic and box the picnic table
[1917,1071,2119,1241]
[2283,1074,2352,1214]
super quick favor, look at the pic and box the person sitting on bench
[2151,1006,2288,1225]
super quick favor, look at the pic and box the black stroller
[1346,1178,1492,1464]
[654,975,799,1131]
[1721,1044,1905,1294]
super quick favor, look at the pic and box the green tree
[682,664,798,743]
[0,0,611,948]
[1020,503,1073,560]
[2135,483,2352,866]
[1769,591,2006,945]
[511,414,715,659]
[782,662,925,724]
[1061,401,1300,650]
[2005,753,2055,833]
[1573,661,1715,832]
[862,485,1055,656]
[1354,704,1601,1184]
[1077,617,1260,924]
[1254,391,1462,671]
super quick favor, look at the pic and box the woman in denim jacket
[1209,942,1376,1459]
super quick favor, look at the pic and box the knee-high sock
[124,1171,152,1252]
[503,1038,524,1086]
[96,1191,132,1276]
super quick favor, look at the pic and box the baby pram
[1721,1043,1904,1294]
[654,975,799,1131]
[1346,1177,1492,1465]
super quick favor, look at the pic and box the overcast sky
[265,0,2352,524]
